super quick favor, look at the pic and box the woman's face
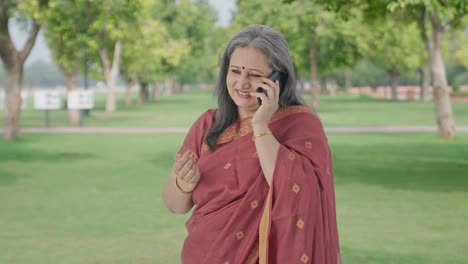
[226,47,272,119]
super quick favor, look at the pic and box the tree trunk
[164,79,174,96]
[430,28,456,139]
[419,64,431,101]
[0,15,41,140]
[99,39,122,113]
[309,41,320,111]
[65,72,80,126]
[138,82,149,104]
[3,65,22,140]
[174,82,182,93]
[125,74,137,107]
[320,78,327,95]
[389,72,400,101]
[418,8,456,138]
[152,82,161,102]
[344,68,351,91]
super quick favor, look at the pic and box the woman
[163,24,341,264]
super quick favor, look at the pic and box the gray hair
[205,24,306,151]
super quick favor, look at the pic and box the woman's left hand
[250,77,280,128]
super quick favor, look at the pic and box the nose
[235,72,251,90]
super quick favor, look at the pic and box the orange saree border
[200,105,316,154]
[259,188,273,264]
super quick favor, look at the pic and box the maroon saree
[175,106,340,264]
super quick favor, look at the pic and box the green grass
[8,90,468,128]
[1,133,467,263]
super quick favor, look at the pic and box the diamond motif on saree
[251,200,258,209]
[296,218,304,229]
[292,183,300,193]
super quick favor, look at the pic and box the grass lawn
[10,89,468,128]
[1,133,467,263]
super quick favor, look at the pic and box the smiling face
[226,47,272,119]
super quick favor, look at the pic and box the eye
[250,73,262,78]
[230,69,240,74]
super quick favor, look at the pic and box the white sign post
[68,90,94,126]
[34,90,62,127]
[68,90,94,109]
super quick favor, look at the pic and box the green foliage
[347,60,388,87]
[233,0,367,79]
[163,0,222,83]
[367,19,423,77]
[120,0,190,83]
[17,0,50,23]
[44,0,87,75]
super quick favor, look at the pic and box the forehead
[229,47,270,70]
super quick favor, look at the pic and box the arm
[252,124,280,186]
[251,77,282,186]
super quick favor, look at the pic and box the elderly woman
[163,24,341,264]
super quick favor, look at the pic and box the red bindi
[241,66,245,69]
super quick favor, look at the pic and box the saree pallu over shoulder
[258,107,341,264]
[176,106,340,264]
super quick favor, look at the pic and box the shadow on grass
[0,145,95,163]
[332,140,468,193]
[0,168,26,186]
[341,246,465,264]
[0,146,95,186]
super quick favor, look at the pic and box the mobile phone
[256,71,281,106]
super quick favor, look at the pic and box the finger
[256,81,276,100]
[175,151,191,171]
[179,159,194,180]
[261,76,277,88]
[274,80,280,101]
[260,77,280,101]
[186,170,196,182]
[251,92,270,104]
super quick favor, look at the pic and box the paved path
[3,126,468,134]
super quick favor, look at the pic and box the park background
[1,0,468,263]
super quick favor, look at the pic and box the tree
[0,0,49,140]
[233,0,366,111]
[86,0,142,112]
[406,1,465,138]
[170,0,220,85]
[367,19,422,100]
[120,0,190,104]
[309,0,468,138]
[44,0,88,125]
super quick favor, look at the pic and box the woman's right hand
[174,151,201,193]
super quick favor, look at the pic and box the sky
[9,0,235,66]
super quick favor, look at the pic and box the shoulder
[198,109,217,125]
[190,109,217,132]
[272,105,326,140]
[274,105,321,125]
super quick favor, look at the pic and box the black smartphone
[256,71,281,106]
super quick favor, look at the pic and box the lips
[236,89,252,99]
